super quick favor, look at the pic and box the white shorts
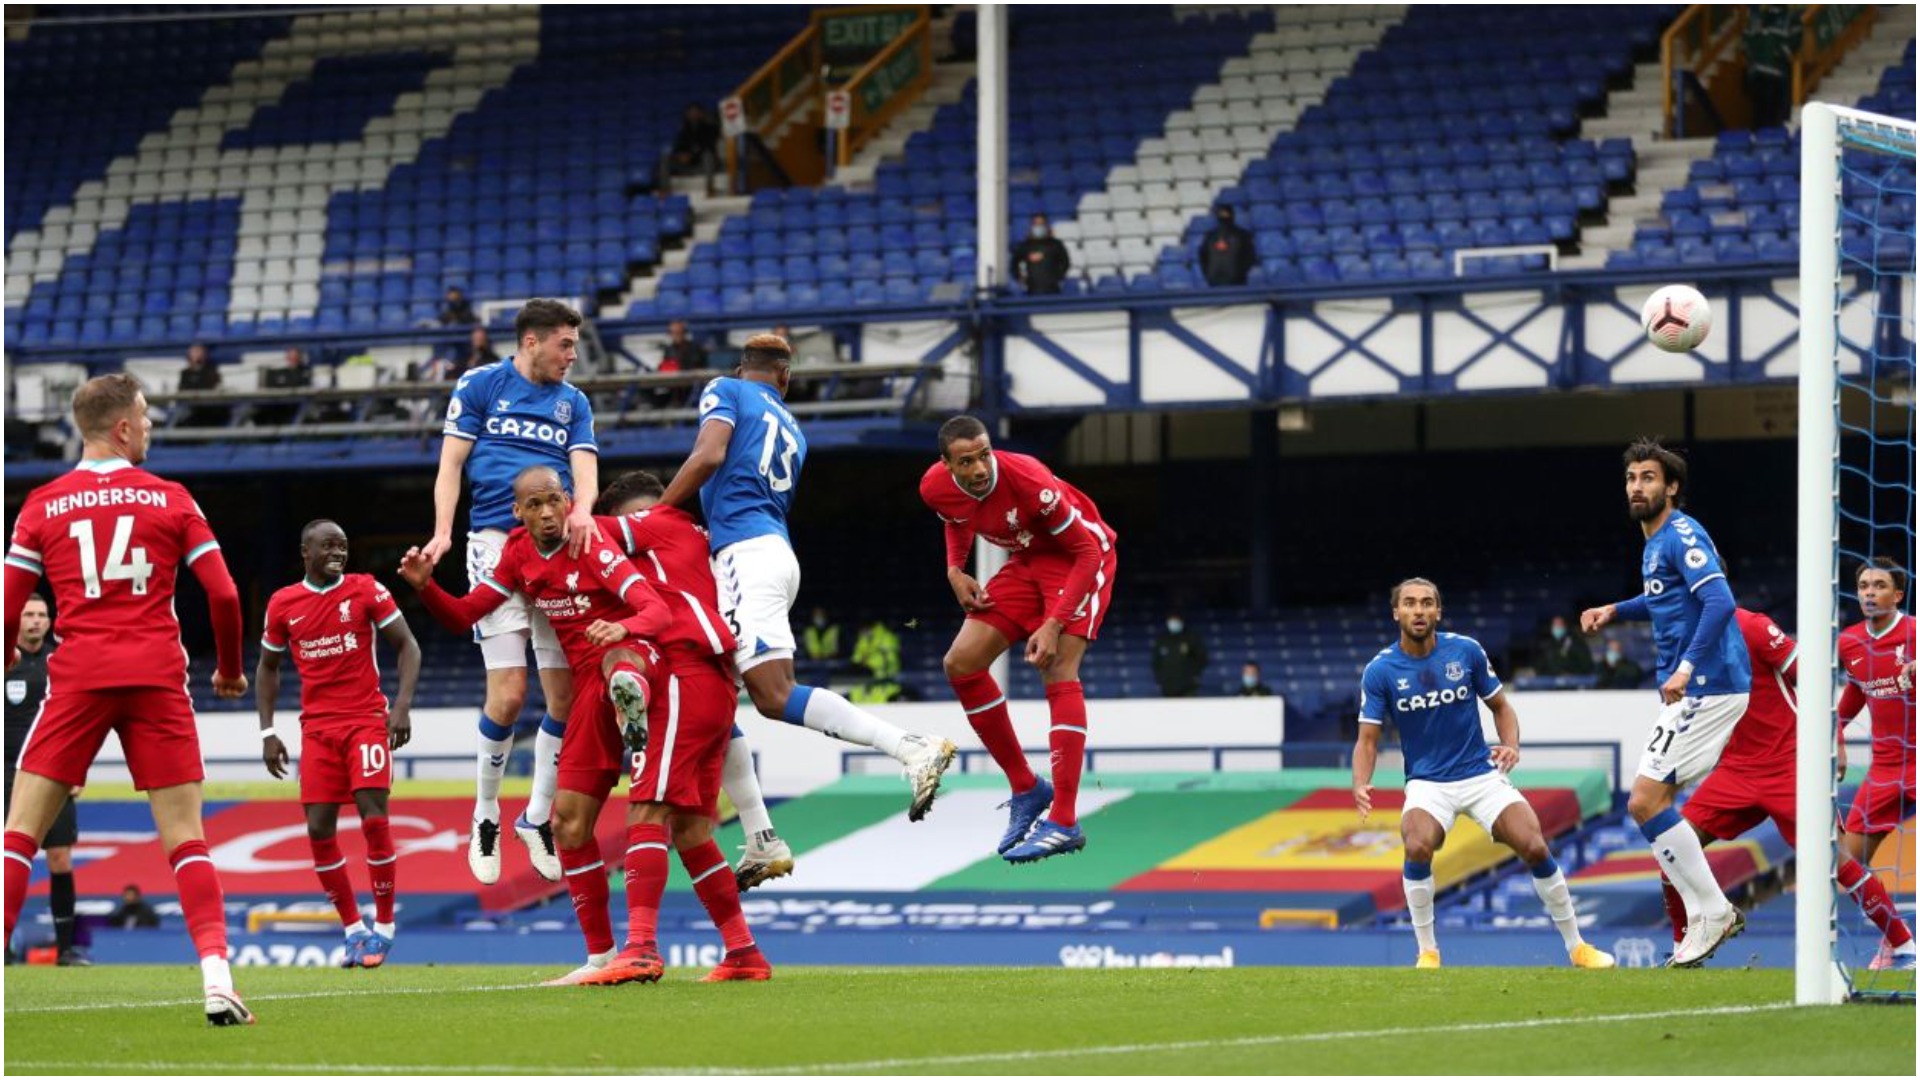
[466,529,566,671]
[1636,692,1749,788]
[713,535,799,674]
[1404,770,1529,836]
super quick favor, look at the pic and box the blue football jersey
[1639,510,1751,695]
[1358,633,1504,784]
[442,361,597,531]
[696,376,807,551]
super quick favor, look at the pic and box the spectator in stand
[1236,661,1273,697]
[802,607,844,665]
[1151,612,1208,698]
[176,342,224,427]
[647,320,706,409]
[852,619,902,682]
[1594,636,1645,689]
[440,286,478,326]
[1012,214,1070,295]
[1198,205,1257,287]
[254,346,313,426]
[1743,5,1798,129]
[465,327,500,371]
[108,884,161,930]
[668,103,722,195]
[1534,615,1594,677]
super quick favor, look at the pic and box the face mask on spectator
[1551,624,1566,641]
[1606,648,1622,663]
[1241,673,1258,689]
[1032,223,1049,238]
[1167,618,1184,634]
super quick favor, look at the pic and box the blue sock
[477,712,513,742]
[1639,807,1683,843]
[539,713,566,738]
[780,685,814,725]
[1530,856,1561,879]
[1402,859,1432,881]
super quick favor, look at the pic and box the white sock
[587,946,616,969]
[800,687,908,759]
[524,724,564,827]
[1403,876,1438,953]
[474,720,513,823]
[722,732,776,838]
[200,955,232,992]
[1529,866,1584,950]
[342,918,368,939]
[1649,817,1730,919]
[374,921,396,940]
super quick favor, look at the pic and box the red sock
[559,843,614,956]
[1840,856,1914,947]
[951,670,1036,792]
[362,816,396,926]
[1044,680,1088,828]
[681,839,754,952]
[169,839,230,960]
[308,835,363,928]
[1659,872,1688,945]
[4,831,38,947]
[623,823,670,948]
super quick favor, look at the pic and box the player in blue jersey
[659,333,956,820]
[1353,578,1614,970]
[421,299,600,886]
[1582,438,1752,967]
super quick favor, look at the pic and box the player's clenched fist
[585,619,628,646]
[212,672,249,699]
[947,568,993,612]
[397,547,434,589]
[1579,605,1615,634]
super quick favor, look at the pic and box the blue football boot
[996,778,1055,855]
[1004,819,1086,864]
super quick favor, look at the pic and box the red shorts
[1845,766,1917,835]
[299,724,393,804]
[556,647,670,802]
[1684,765,1797,845]
[17,685,203,792]
[969,548,1118,644]
[628,656,734,818]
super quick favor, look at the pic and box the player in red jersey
[600,469,791,898]
[1,373,254,1025]
[1656,608,1915,969]
[919,416,1118,863]
[1837,558,1917,969]
[590,470,775,982]
[256,520,421,969]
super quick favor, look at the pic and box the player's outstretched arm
[1485,690,1521,773]
[379,613,422,750]
[398,546,511,633]
[565,447,602,557]
[1352,722,1381,821]
[189,548,248,698]
[424,435,474,566]
[255,649,289,779]
[659,419,732,510]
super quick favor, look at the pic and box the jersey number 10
[67,515,155,598]
[757,415,801,493]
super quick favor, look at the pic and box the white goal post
[1795,100,1918,1006]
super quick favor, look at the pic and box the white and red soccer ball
[1640,285,1713,353]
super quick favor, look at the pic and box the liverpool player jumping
[257,519,422,969]
[1838,558,1918,970]
[3,373,253,1025]
[597,469,791,894]
[920,416,1118,862]
[1658,608,1915,969]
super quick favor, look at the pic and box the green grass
[3,966,1912,1074]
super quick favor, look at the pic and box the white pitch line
[5,1001,1807,1075]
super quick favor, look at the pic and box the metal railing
[834,7,933,171]
[1662,4,1747,137]
[1793,4,1876,106]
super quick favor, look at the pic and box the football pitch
[3,966,1913,1075]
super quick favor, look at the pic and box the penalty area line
[5,1002,1806,1075]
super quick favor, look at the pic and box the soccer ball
[1640,285,1712,353]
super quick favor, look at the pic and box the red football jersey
[604,508,736,660]
[5,460,224,691]
[1839,613,1916,773]
[919,450,1117,624]
[261,574,402,733]
[1717,608,1799,774]
[420,525,670,675]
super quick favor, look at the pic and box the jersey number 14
[757,415,801,493]
[68,515,155,598]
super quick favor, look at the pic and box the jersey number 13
[757,415,801,493]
